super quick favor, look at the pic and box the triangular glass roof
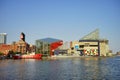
[80,29,99,40]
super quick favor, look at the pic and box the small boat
[13,54,21,59]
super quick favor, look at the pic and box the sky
[0,0,120,53]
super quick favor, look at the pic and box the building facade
[13,32,29,54]
[15,40,29,53]
[0,32,30,55]
[36,38,63,56]
[99,40,109,56]
[69,29,111,56]
[0,33,7,44]
[0,44,12,55]
[70,40,100,56]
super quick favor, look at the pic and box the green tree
[0,52,3,55]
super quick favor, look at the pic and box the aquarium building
[70,29,110,56]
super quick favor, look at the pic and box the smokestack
[20,32,25,41]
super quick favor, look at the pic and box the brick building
[0,32,30,55]
[0,44,12,55]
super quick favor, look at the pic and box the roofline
[79,40,99,42]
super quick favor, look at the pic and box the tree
[0,52,3,55]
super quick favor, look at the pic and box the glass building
[0,33,7,44]
[35,38,63,56]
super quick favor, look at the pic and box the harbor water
[0,56,120,80]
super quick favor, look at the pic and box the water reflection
[0,57,120,80]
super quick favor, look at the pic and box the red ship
[13,53,42,59]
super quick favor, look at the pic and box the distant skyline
[0,0,120,53]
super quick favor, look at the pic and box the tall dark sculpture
[20,32,25,41]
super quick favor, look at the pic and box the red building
[50,40,63,55]
[0,44,12,55]
[36,38,63,56]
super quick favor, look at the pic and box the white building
[0,33,7,44]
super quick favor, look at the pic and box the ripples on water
[0,56,120,80]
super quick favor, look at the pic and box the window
[79,45,84,48]
[71,47,74,50]
[90,45,98,47]
[85,43,89,47]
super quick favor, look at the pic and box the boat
[13,54,21,59]
[21,53,42,59]
[13,53,42,59]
